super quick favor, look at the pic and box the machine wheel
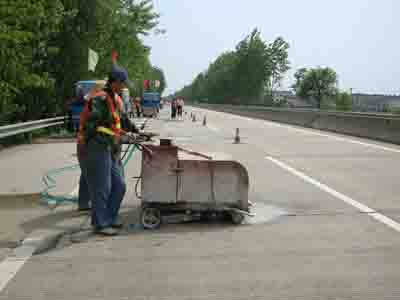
[230,212,245,225]
[201,211,217,222]
[141,207,162,229]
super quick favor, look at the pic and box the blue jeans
[84,140,126,229]
[77,144,90,210]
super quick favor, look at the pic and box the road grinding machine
[138,138,253,229]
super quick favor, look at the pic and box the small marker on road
[234,128,241,144]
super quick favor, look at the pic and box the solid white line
[0,259,28,291]
[262,121,400,154]
[266,156,400,232]
[193,107,400,154]
[207,124,220,132]
[0,245,35,292]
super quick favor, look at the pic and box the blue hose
[41,145,138,205]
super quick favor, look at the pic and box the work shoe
[112,217,124,229]
[95,227,119,236]
[77,207,91,214]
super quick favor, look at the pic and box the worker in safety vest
[77,66,138,236]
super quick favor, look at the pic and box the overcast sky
[144,0,400,95]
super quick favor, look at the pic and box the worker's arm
[121,110,139,133]
[120,112,140,133]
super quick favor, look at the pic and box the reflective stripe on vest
[96,126,115,136]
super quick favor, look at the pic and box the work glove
[138,131,159,141]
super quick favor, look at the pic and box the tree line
[175,29,290,105]
[0,0,166,126]
[176,28,352,111]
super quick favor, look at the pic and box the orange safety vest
[77,91,123,145]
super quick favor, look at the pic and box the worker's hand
[140,131,159,138]
[125,132,138,142]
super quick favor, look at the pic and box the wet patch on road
[244,203,288,225]
[52,203,289,252]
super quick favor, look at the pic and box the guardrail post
[25,132,32,144]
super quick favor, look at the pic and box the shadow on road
[47,206,241,254]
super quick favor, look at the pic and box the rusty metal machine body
[139,140,252,229]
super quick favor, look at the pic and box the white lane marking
[266,156,400,232]
[193,107,400,154]
[0,245,35,292]
[207,124,220,132]
[1,117,153,292]
[262,121,400,154]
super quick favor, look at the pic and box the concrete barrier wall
[193,104,400,145]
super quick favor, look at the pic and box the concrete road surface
[1,107,400,299]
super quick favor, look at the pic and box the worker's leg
[85,141,113,229]
[109,159,126,224]
[77,145,90,210]
[78,174,90,210]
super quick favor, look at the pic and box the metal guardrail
[0,116,66,139]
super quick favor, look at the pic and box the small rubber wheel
[230,212,245,225]
[141,207,162,229]
[201,211,217,222]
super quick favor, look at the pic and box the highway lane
[1,107,400,299]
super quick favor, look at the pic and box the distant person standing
[134,97,142,117]
[171,98,177,119]
[177,97,184,117]
[129,97,135,118]
[176,97,182,117]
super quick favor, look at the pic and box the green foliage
[294,67,338,109]
[335,92,353,111]
[176,29,290,105]
[390,107,400,115]
[150,66,167,95]
[0,0,65,124]
[291,68,307,93]
[0,0,164,127]
[268,37,290,93]
[56,0,161,99]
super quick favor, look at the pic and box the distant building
[271,91,400,112]
[272,90,314,108]
[272,90,294,98]
[352,93,400,112]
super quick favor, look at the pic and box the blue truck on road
[141,92,161,118]
[67,80,105,131]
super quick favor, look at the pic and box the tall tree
[291,68,308,94]
[268,37,290,95]
[140,66,167,95]
[234,29,270,103]
[0,0,66,123]
[335,91,352,111]
[295,67,338,109]
[0,0,163,126]
[175,29,290,105]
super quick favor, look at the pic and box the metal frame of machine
[138,140,253,229]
